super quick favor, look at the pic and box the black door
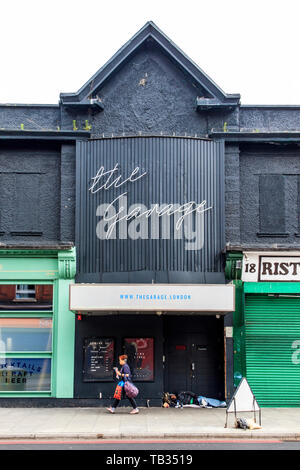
[163,316,224,399]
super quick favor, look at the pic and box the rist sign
[242,254,300,282]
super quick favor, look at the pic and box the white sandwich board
[225,378,261,428]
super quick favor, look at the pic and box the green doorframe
[0,247,76,398]
[225,252,246,387]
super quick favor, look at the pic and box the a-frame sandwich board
[225,377,261,428]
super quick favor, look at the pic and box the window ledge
[257,232,290,238]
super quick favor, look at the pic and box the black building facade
[1,22,300,406]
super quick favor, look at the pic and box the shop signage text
[242,253,300,282]
[120,293,192,301]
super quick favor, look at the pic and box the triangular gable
[60,21,240,110]
[227,378,260,413]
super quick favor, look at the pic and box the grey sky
[1,0,299,105]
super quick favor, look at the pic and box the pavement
[0,406,299,440]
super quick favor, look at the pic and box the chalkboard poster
[83,338,114,382]
[124,338,154,381]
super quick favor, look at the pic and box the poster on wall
[123,337,154,381]
[83,338,114,382]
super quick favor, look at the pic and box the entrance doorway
[163,316,224,399]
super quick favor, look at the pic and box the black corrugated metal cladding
[76,136,225,277]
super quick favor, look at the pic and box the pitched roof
[60,21,240,110]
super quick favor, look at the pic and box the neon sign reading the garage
[89,163,212,251]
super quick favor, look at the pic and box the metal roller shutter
[245,294,300,407]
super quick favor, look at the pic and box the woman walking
[107,354,139,414]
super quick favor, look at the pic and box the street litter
[235,417,262,430]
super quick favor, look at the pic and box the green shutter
[245,294,300,407]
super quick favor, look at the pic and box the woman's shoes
[106,406,139,414]
[106,407,115,414]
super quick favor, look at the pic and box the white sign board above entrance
[69,283,235,312]
[242,252,300,282]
